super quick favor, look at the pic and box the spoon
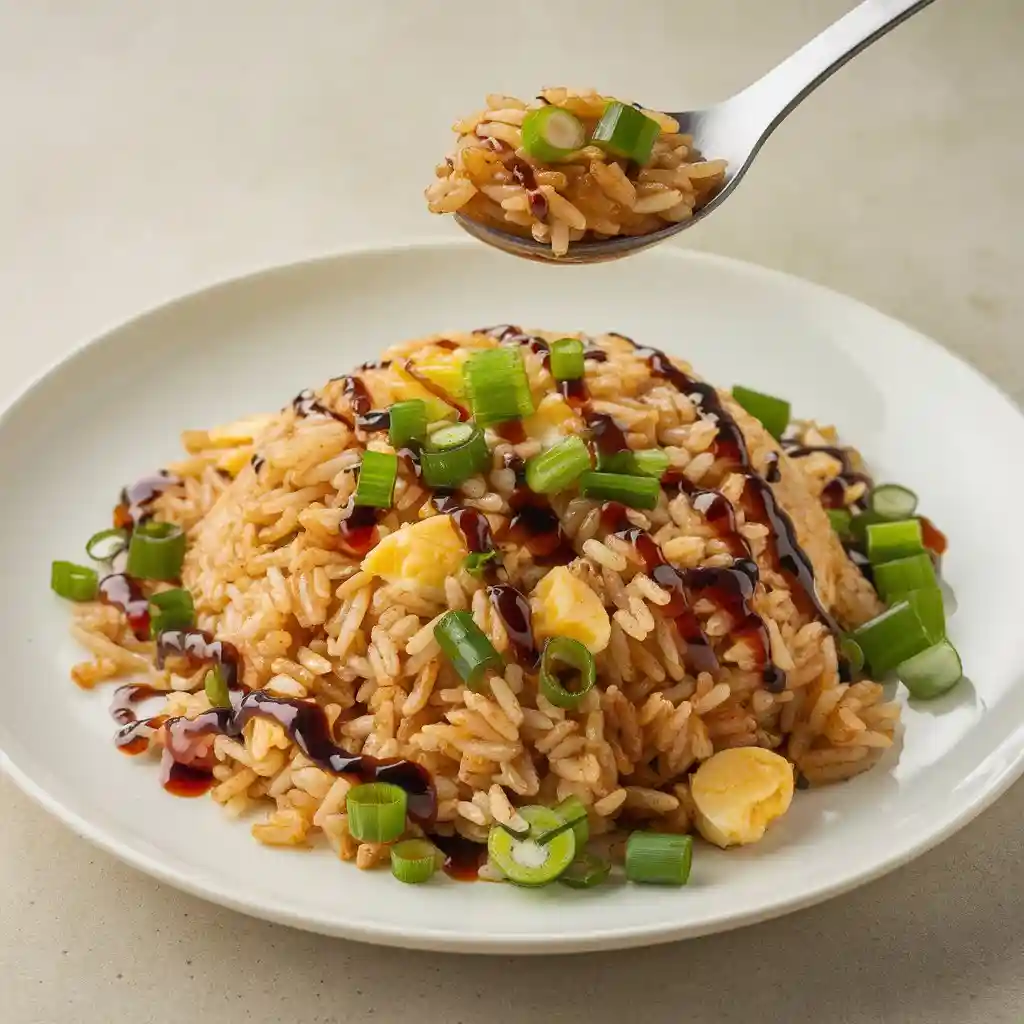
[455,0,938,264]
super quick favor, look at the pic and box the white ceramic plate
[3,240,1023,954]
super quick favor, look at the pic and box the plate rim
[3,237,1024,954]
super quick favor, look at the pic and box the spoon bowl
[456,0,937,264]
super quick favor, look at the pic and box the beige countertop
[1,1,1022,1020]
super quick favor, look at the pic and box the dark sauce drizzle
[293,389,348,424]
[99,573,151,640]
[402,359,470,421]
[783,442,872,511]
[114,471,180,530]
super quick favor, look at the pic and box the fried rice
[66,328,899,875]
[425,88,727,256]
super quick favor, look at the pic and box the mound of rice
[69,329,898,871]
[426,88,727,256]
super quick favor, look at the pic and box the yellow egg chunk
[216,445,256,478]
[361,515,467,595]
[207,414,277,447]
[531,566,610,654]
[691,747,795,848]
[523,394,582,446]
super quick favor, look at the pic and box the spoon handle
[737,0,938,136]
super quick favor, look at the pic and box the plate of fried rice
[3,240,1024,952]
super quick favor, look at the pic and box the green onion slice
[433,610,504,691]
[150,587,195,636]
[560,853,612,889]
[852,599,940,676]
[731,386,790,441]
[579,470,660,510]
[346,782,408,843]
[204,666,231,709]
[898,639,963,700]
[590,101,661,165]
[85,527,129,562]
[388,399,429,450]
[390,838,440,884]
[421,424,489,489]
[521,106,586,163]
[866,518,925,564]
[354,451,398,508]
[872,552,937,604]
[625,831,693,886]
[597,448,670,480]
[839,635,865,675]
[487,806,576,886]
[525,436,592,495]
[464,348,535,426]
[869,483,919,521]
[849,510,886,547]
[555,794,590,847]
[463,550,499,579]
[905,586,946,641]
[125,521,186,581]
[549,338,585,381]
[534,815,585,848]
[827,508,853,538]
[51,560,99,602]
[539,636,596,709]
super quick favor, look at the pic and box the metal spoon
[455,0,938,264]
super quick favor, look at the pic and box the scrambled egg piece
[387,348,472,420]
[690,747,794,848]
[531,566,610,654]
[362,515,467,595]
[207,414,277,447]
[523,394,582,446]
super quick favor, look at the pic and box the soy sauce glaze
[432,833,487,882]
[113,471,180,530]
[156,628,242,689]
[109,683,164,726]
[341,375,373,418]
[99,573,151,640]
[338,502,384,557]
[507,494,575,567]
[293,389,348,423]
[356,409,391,433]
[783,443,872,511]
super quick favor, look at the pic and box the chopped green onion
[869,483,919,521]
[464,550,499,579]
[590,101,661,165]
[539,636,596,709]
[579,470,660,510]
[597,448,670,479]
[866,519,924,564]
[839,635,865,675]
[898,639,963,700]
[827,509,853,538]
[555,794,590,846]
[464,347,535,426]
[390,838,440,884]
[51,560,99,602]
[354,451,398,508]
[85,527,129,562]
[534,815,585,847]
[849,510,886,546]
[487,806,576,886]
[204,666,231,708]
[625,832,693,886]
[549,338,585,381]
[421,424,489,489]
[560,852,611,889]
[521,106,586,163]
[872,552,937,603]
[731,386,790,441]
[433,610,503,691]
[346,782,408,843]
[125,521,186,581]
[906,587,946,641]
[525,436,592,494]
[149,587,195,636]
[852,599,940,676]
[388,399,429,449]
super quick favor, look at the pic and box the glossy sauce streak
[338,503,383,557]
[487,583,539,667]
[356,409,391,433]
[585,410,629,457]
[99,573,151,640]
[293,389,348,423]
[783,443,872,510]
[432,833,486,881]
[114,471,180,530]
[342,375,373,417]
[507,496,575,567]
[156,628,242,689]
[109,683,164,726]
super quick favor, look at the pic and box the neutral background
[1,1,1021,1021]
